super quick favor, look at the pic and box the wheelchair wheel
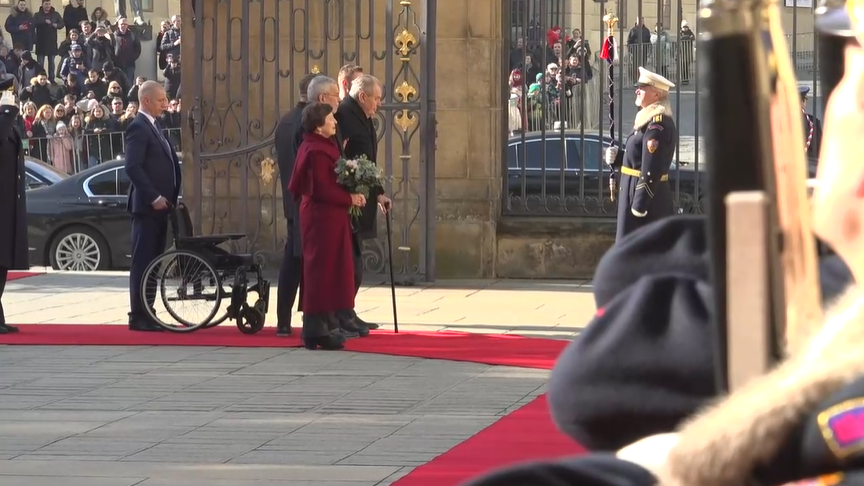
[237,304,265,334]
[142,250,223,332]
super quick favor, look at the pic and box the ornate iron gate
[503,0,822,218]
[185,0,437,282]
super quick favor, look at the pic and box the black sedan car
[27,159,134,271]
[28,156,186,272]
[506,131,707,212]
[506,130,700,194]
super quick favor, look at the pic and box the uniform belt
[620,166,669,181]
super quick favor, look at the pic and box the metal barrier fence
[504,0,821,217]
[24,127,182,174]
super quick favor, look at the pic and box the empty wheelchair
[140,203,271,334]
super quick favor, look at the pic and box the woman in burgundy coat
[288,102,367,350]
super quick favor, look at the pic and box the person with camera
[80,21,113,71]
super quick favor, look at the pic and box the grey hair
[349,74,380,99]
[137,80,164,104]
[306,76,337,103]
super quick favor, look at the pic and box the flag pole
[600,12,619,202]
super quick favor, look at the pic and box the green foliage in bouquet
[335,154,388,216]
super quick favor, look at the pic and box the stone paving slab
[4,272,594,338]
[0,345,549,485]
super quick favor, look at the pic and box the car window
[564,139,583,169]
[27,158,69,184]
[25,173,45,190]
[117,169,131,196]
[87,169,119,196]
[507,144,518,169]
[579,139,605,171]
[523,139,565,169]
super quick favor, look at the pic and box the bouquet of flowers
[335,154,386,217]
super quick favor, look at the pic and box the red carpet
[0,326,568,370]
[393,395,584,486]
[1,324,581,484]
[7,271,40,281]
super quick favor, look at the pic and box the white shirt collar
[139,109,157,126]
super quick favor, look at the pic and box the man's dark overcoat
[335,95,383,241]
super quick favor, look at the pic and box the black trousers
[277,222,302,327]
[0,267,7,326]
[129,212,168,318]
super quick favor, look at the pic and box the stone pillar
[434,0,503,278]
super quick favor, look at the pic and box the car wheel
[49,225,112,272]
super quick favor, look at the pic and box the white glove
[631,208,647,218]
[0,90,15,107]
[605,146,619,166]
[616,433,678,476]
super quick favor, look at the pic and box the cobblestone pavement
[5,272,595,339]
[0,271,581,484]
[0,345,549,485]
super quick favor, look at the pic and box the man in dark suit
[335,74,392,331]
[274,72,320,337]
[799,86,823,167]
[124,80,182,332]
[337,64,364,100]
[0,85,25,334]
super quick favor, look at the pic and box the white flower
[346,159,359,169]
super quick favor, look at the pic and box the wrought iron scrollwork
[190,0,433,278]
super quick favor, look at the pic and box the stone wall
[434,0,504,278]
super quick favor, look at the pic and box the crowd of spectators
[2,0,181,174]
[506,21,697,135]
[508,27,600,135]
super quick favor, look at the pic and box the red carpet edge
[0,325,579,485]
[7,271,41,281]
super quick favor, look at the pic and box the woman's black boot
[302,314,346,350]
[304,333,346,350]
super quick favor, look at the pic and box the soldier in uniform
[800,86,823,167]
[606,67,679,242]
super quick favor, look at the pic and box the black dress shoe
[276,325,292,337]
[0,324,19,333]
[355,316,379,330]
[339,317,368,338]
[336,328,359,339]
[128,318,164,332]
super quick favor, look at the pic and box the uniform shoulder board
[653,115,663,123]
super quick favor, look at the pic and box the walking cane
[384,210,399,333]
